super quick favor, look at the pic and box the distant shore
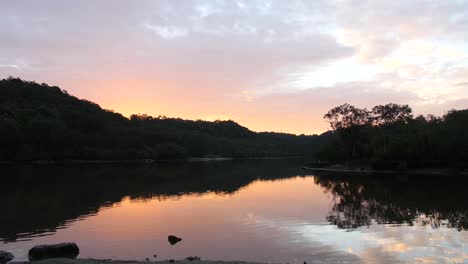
[302,166,468,176]
[11,259,265,264]
[0,156,303,165]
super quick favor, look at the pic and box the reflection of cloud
[268,213,468,264]
[383,242,409,253]
[357,225,468,264]
[236,216,363,263]
[359,246,404,264]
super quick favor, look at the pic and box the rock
[168,235,182,245]
[185,256,201,261]
[0,251,14,263]
[28,243,79,261]
[169,259,175,263]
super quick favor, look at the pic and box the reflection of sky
[2,176,467,263]
[243,179,468,264]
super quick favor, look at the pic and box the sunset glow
[1,1,468,134]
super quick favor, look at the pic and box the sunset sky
[1,0,468,134]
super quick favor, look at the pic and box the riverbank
[0,156,304,165]
[302,166,468,176]
[11,259,266,264]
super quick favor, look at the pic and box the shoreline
[302,166,468,176]
[0,156,304,166]
[11,259,267,264]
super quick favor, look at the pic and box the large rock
[168,235,182,245]
[28,243,79,261]
[0,251,14,263]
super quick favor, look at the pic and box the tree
[318,102,468,168]
[323,104,372,159]
[0,116,20,158]
[324,103,371,131]
[0,77,324,161]
[371,103,413,125]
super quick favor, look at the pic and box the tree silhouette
[318,103,468,168]
[0,77,323,161]
[371,103,413,125]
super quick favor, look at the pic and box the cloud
[1,0,468,133]
[0,64,20,69]
[238,81,420,133]
[144,24,189,39]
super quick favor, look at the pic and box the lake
[1,159,467,264]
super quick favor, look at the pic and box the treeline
[0,77,322,161]
[316,103,468,168]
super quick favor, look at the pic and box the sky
[1,0,468,134]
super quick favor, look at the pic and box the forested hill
[0,77,324,161]
[316,103,468,169]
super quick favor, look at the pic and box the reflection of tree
[0,159,304,242]
[314,173,468,231]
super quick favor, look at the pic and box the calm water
[1,159,467,264]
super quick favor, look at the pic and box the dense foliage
[0,77,322,161]
[314,173,468,231]
[317,103,468,168]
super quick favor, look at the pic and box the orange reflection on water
[56,176,331,261]
[3,173,468,264]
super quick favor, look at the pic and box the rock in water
[168,235,182,245]
[28,243,79,261]
[0,251,14,263]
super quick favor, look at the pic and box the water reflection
[314,173,468,231]
[0,159,304,242]
[1,160,467,263]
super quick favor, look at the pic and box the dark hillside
[0,77,324,161]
